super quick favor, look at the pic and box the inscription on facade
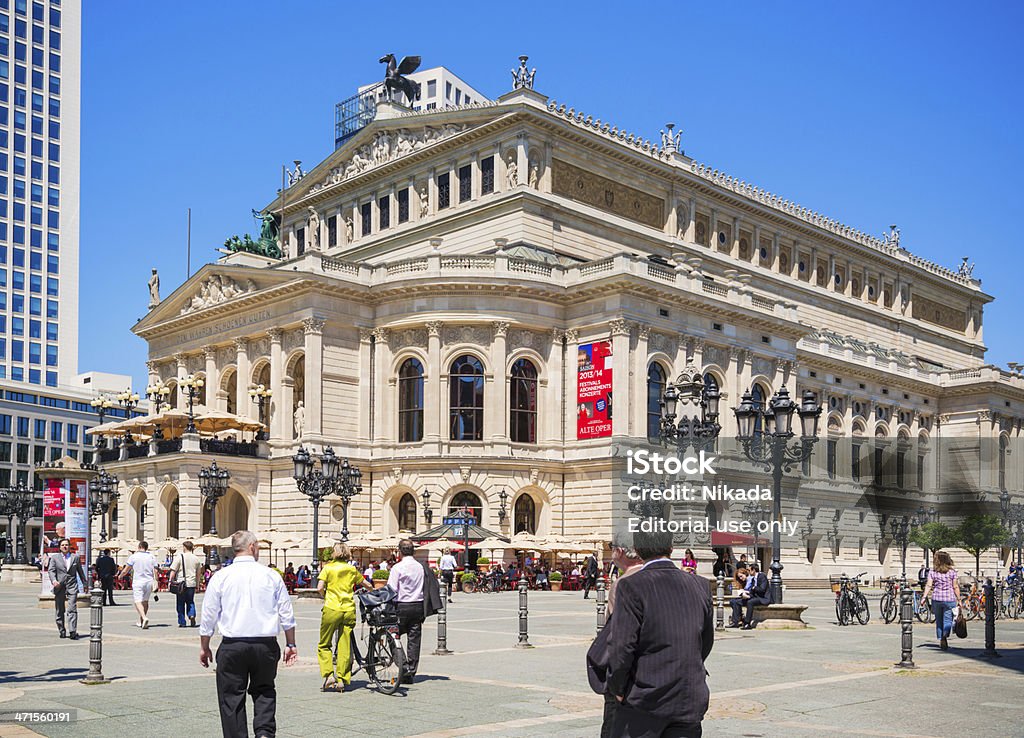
[912,295,966,332]
[181,310,274,344]
[551,160,664,229]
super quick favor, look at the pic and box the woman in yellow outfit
[317,543,369,692]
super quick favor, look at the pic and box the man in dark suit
[47,538,86,639]
[583,553,599,599]
[607,538,714,737]
[738,564,771,630]
[95,549,117,606]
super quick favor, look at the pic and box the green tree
[910,522,960,563]
[956,514,1007,576]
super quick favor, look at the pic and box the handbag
[953,609,968,639]
[168,554,186,595]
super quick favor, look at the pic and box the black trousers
[743,595,771,624]
[100,576,115,605]
[584,575,597,597]
[611,704,702,738]
[396,602,425,676]
[601,693,618,738]
[441,570,454,599]
[216,638,280,738]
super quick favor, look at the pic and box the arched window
[514,494,536,534]
[397,493,417,533]
[510,358,538,443]
[169,497,180,539]
[1000,435,1009,490]
[448,490,482,523]
[398,358,424,443]
[449,355,484,441]
[647,363,666,441]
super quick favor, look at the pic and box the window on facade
[426,79,436,98]
[0,441,9,462]
[448,490,482,522]
[510,358,537,443]
[449,354,484,441]
[397,493,417,533]
[481,156,494,195]
[360,202,371,236]
[852,442,861,481]
[999,435,1008,489]
[827,439,837,479]
[896,449,906,488]
[514,494,536,534]
[378,195,390,230]
[645,363,666,441]
[436,172,450,210]
[16,443,27,463]
[458,164,472,203]
[49,420,59,442]
[917,453,925,490]
[397,187,409,224]
[295,227,305,256]
[398,357,424,443]
[67,423,76,444]
[327,215,337,248]
[0,415,9,434]
[874,447,884,485]
[16,416,28,437]
[33,417,44,438]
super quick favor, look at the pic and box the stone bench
[750,603,808,629]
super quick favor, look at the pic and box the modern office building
[110,60,1023,578]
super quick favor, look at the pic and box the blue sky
[79,2,1024,390]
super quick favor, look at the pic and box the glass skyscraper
[0,0,78,388]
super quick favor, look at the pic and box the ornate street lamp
[198,461,231,567]
[293,447,362,577]
[498,488,509,524]
[181,374,205,434]
[116,388,140,445]
[1000,490,1024,567]
[889,512,920,668]
[146,381,172,439]
[743,499,770,563]
[734,386,821,604]
[88,470,120,544]
[90,395,115,448]
[421,488,433,527]
[0,486,15,564]
[9,481,33,564]
[250,384,272,440]
[659,364,721,453]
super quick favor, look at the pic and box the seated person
[728,568,751,626]
[731,564,771,629]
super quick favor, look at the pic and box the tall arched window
[397,493,417,533]
[999,434,1009,490]
[752,383,767,438]
[647,363,666,441]
[514,494,536,534]
[449,490,483,523]
[510,358,538,443]
[398,358,424,443]
[169,497,180,539]
[449,355,484,441]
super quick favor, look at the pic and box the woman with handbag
[920,550,960,650]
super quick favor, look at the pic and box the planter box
[550,581,563,591]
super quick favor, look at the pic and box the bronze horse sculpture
[379,54,421,104]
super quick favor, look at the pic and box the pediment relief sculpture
[180,275,258,315]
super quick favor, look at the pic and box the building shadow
[0,667,88,685]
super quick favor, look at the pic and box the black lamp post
[498,489,509,525]
[116,388,140,445]
[890,512,920,668]
[293,447,361,577]
[421,488,433,527]
[734,387,821,605]
[88,470,120,544]
[90,395,115,448]
[250,384,272,441]
[181,374,205,434]
[199,461,230,567]
[743,499,770,564]
[10,481,33,564]
[659,365,721,453]
[0,486,15,564]
[145,381,171,440]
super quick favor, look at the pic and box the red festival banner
[577,340,613,439]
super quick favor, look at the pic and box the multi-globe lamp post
[181,374,205,434]
[90,395,115,448]
[88,470,120,544]
[116,388,140,445]
[250,384,272,441]
[733,387,821,605]
[145,381,172,439]
[198,461,231,567]
[659,365,722,453]
[1000,490,1024,568]
[0,486,16,564]
[292,446,362,577]
[4,481,34,564]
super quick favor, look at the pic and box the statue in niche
[293,400,305,439]
[344,216,354,243]
[306,207,321,251]
[506,151,519,188]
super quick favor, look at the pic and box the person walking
[47,538,85,639]
[95,549,117,606]
[120,541,158,629]
[920,550,961,651]
[438,547,457,603]
[605,535,714,737]
[316,542,369,692]
[169,540,204,628]
[386,538,443,683]
[583,552,599,599]
[200,530,298,738]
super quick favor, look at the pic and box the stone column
[425,321,443,443]
[684,197,697,243]
[771,232,780,272]
[490,322,509,442]
[709,210,718,251]
[234,338,250,419]
[146,361,160,390]
[372,328,389,445]
[358,329,373,445]
[428,167,438,213]
[633,325,650,439]
[547,329,565,445]
[731,217,741,259]
[203,347,218,410]
[516,134,529,189]
[610,320,632,438]
[303,317,325,438]
[174,353,188,409]
[268,328,284,440]
[471,155,482,200]
[494,143,505,193]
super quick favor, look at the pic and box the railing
[751,295,775,311]
[200,438,259,457]
[646,263,675,282]
[441,255,495,270]
[320,255,359,275]
[386,257,428,276]
[97,448,119,463]
[702,280,728,297]
[334,82,383,149]
[126,444,149,459]
[508,258,553,276]
[579,258,614,276]
[156,438,182,454]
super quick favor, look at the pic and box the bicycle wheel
[854,592,870,625]
[965,595,981,621]
[880,593,896,624]
[835,595,845,625]
[366,630,405,695]
[837,594,852,625]
[462,579,476,594]
[915,596,930,623]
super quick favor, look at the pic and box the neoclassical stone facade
[102,82,1024,578]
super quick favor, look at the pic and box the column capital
[426,321,444,338]
[492,321,510,338]
[233,337,248,352]
[302,316,326,335]
[371,327,389,343]
[173,352,187,365]
[359,328,375,344]
[145,360,159,374]
[637,324,650,340]
[267,327,284,343]
[564,328,580,344]
[609,318,632,337]
[202,346,217,360]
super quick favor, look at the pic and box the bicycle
[879,577,899,624]
[1003,580,1023,619]
[833,572,870,626]
[346,586,407,695]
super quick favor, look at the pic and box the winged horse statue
[379,54,422,104]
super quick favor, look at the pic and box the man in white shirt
[200,530,297,738]
[438,548,458,603]
[387,539,425,683]
[120,541,158,629]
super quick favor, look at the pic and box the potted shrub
[371,569,390,589]
[477,556,490,567]
[549,571,564,591]
[459,570,478,593]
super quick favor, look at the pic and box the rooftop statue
[379,54,421,104]
[511,55,536,90]
[223,211,283,259]
[958,257,975,279]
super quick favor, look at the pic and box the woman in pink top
[920,550,960,650]
[680,549,697,573]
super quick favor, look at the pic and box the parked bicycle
[832,572,870,626]
[345,586,407,695]
[1003,580,1023,619]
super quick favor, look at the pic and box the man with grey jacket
[47,538,86,639]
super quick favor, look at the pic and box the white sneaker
[142,617,150,629]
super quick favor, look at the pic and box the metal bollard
[995,575,1004,621]
[596,578,607,633]
[81,587,109,685]
[983,579,1000,658]
[434,596,452,655]
[515,578,533,648]
[715,573,725,632]
[895,576,915,669]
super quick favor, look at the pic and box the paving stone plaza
[0,584,1022,737]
